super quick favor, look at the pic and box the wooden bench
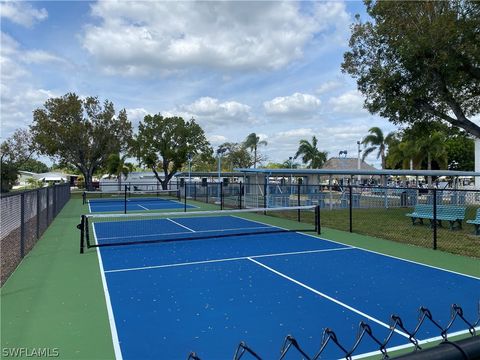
[467,208,480,235]
[406,204,466,230]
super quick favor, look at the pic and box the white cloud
[328,90,367,114]
[81,1,346,75]
[176,97,255,130]
[0,2,48,28]
[208,135,227,146]
[23,50,68,65]
[0,33,59,138]
[126,108,149,128]
[316,79,345,95]
[264,93,321,116]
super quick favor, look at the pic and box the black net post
[433,188,437,250]
[82,191,86,205]
[316,205,321,235]
[36,189,40,240]
[349,185,353,233]
[79,215,85,254]
[20,192,25,258]
[297,182,301,222]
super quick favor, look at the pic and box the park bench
[406,204,466,230]
[466,208,480,235]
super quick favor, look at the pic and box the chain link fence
[177,181,479,258]
[0,183,71,285]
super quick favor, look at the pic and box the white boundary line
[231,215,480,280]
[166,218,195,232]
[92,224,123,360]
[137,204,149,211]
[88,201,92,213]
[104,247,354,274]
[247,257,410,338]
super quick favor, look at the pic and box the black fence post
[239,181,243,209]
[206,183,209,204]
[184,182,188,212]
[349,185,353,233]
[220,183,224,210]
[433,188,437,250]
[194,182,197,201]
[297,182,301,222]
[53,185,57,216]
[124,184,128,214]
[46,187,50,225]
[20,192,25,258]
[36,189,40,240]
[263,178,267,215]
[317,205,321,235]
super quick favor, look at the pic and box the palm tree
[361,127,395,169]
[106,153,135,190]
[294,136,328,168]
[244,133,267,168]
[415,131,448,185]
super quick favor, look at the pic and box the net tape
[186,302,480,360]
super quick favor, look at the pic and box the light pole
[187,153,192,198]
[357,141,362,184]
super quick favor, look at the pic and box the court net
[82,189,180,205]
[78,205,320,253]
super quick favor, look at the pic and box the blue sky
[1,1,399,168]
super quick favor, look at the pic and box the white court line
[92,224,123,360]
[247,257,410,339]
[166,218,196,232]
[231,215,480,280]
[137,204,149,211]
[96,226,274,241]
[88,201,92,213]
[104,247,354,274]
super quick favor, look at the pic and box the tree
[243,133,267,168]
[342,1,480,137]
[294,136,328,168]
[31,93,132,190]
[190,147,217,172]
[106,153,134,190]
[134,114,210,189]
[361,127,395,169]
[217,142,253,170]
[18,159,49,173]
[0,129,36,192]
[445,133,474,171]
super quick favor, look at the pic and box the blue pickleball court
[88,214,480,359]
[87,197,195,213]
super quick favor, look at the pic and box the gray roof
[234,168,479,177]
[175,171,245,178]
[322,157,377,171]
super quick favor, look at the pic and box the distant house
[321,157,377,171]
[15,171,76,189]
